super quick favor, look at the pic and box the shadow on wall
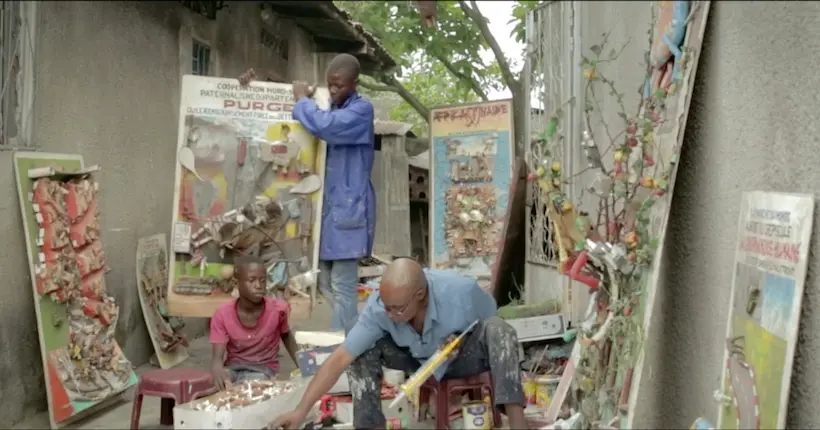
[636,1,820,428]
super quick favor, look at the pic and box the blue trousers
[318,259,359,332]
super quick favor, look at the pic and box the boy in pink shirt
[210,256,298,390]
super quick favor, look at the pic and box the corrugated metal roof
[264,1,397,74]
[374,119,413,136]
[408,149,429,170]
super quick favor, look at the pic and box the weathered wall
[0,1,313,424]
[633,1,820,427]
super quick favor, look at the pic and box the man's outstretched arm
[292,97,373,145]
[287,308,384,417]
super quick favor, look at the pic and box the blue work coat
[293,92,376,261]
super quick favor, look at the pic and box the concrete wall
[633,1,820,427]
[0,1,316,424]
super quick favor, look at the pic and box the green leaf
[590,45,602,56]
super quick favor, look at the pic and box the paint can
[386,417,408,429]
[462,400,492,429]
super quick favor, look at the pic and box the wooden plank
[136,234,189,369]
[13,152,137,429]
[371,150,388,256]
[387,150,411,257]
[167,78,329,317]
[490,158,527,301]
[626,3,713,426]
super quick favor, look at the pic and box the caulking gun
[388,319,480,409]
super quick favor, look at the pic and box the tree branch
[458,0,520,94]
[358,79,399,93]
[432,53,489,101]
[359,76,431,123]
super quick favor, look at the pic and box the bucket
[535,376,560,409]
[462,400,491,429]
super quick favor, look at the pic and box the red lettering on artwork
[740,237,800,263]
[223,100,294,112]
[432,102,510,128]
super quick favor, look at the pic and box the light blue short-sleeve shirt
[342,269,497,380]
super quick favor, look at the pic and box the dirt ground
[12,302,337,429]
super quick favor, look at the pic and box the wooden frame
[13,152,136,428]
[428,99,515,294]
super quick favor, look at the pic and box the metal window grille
[524,1,580,267]
[0,0,35,148]
[192,41,211,76]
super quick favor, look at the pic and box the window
[191,41,211,76]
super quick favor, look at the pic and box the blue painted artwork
[429,101,514,285]
[760,273,796,340]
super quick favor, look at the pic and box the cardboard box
[295,331,350,394]
[173,380,308,429]
[334,396,413,424]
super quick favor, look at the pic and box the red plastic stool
[418,371,502,429]
[130,368,217,429]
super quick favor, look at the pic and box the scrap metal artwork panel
[524,0,578,267]
[429,100,514,293]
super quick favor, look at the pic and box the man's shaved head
[327,53,361,78]
[379,258,428,322]
[381,258,426,291]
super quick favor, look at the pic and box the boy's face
[236,263,267,303]
[327,72,356,106]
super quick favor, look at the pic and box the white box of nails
[173,379,309,429]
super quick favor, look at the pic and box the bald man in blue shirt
[270,259,528,429]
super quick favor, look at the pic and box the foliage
[336,0,543,136]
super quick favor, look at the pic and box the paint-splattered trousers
[318,259,360,332]
[347,316,525,429]
[225,363,276,383]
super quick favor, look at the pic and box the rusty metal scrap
[444,185,499,258]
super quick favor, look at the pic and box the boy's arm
[209,313,232,390]
[292,97,373,144]
[278,302,300,365]
[281,331,300,365]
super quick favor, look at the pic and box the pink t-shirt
[210,297,290,373]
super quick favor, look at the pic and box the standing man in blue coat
[241,54,375,332]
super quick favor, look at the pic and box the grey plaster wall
[0,1,313,424]
[631,1,820,427]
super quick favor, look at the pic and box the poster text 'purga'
[433,103,509,128]
[223,100,294,113]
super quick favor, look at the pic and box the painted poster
[136,234,188,368]
[13,153,138,428]
[717,192,814,429]
[168,76,327,317]
[428,100,514,293]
